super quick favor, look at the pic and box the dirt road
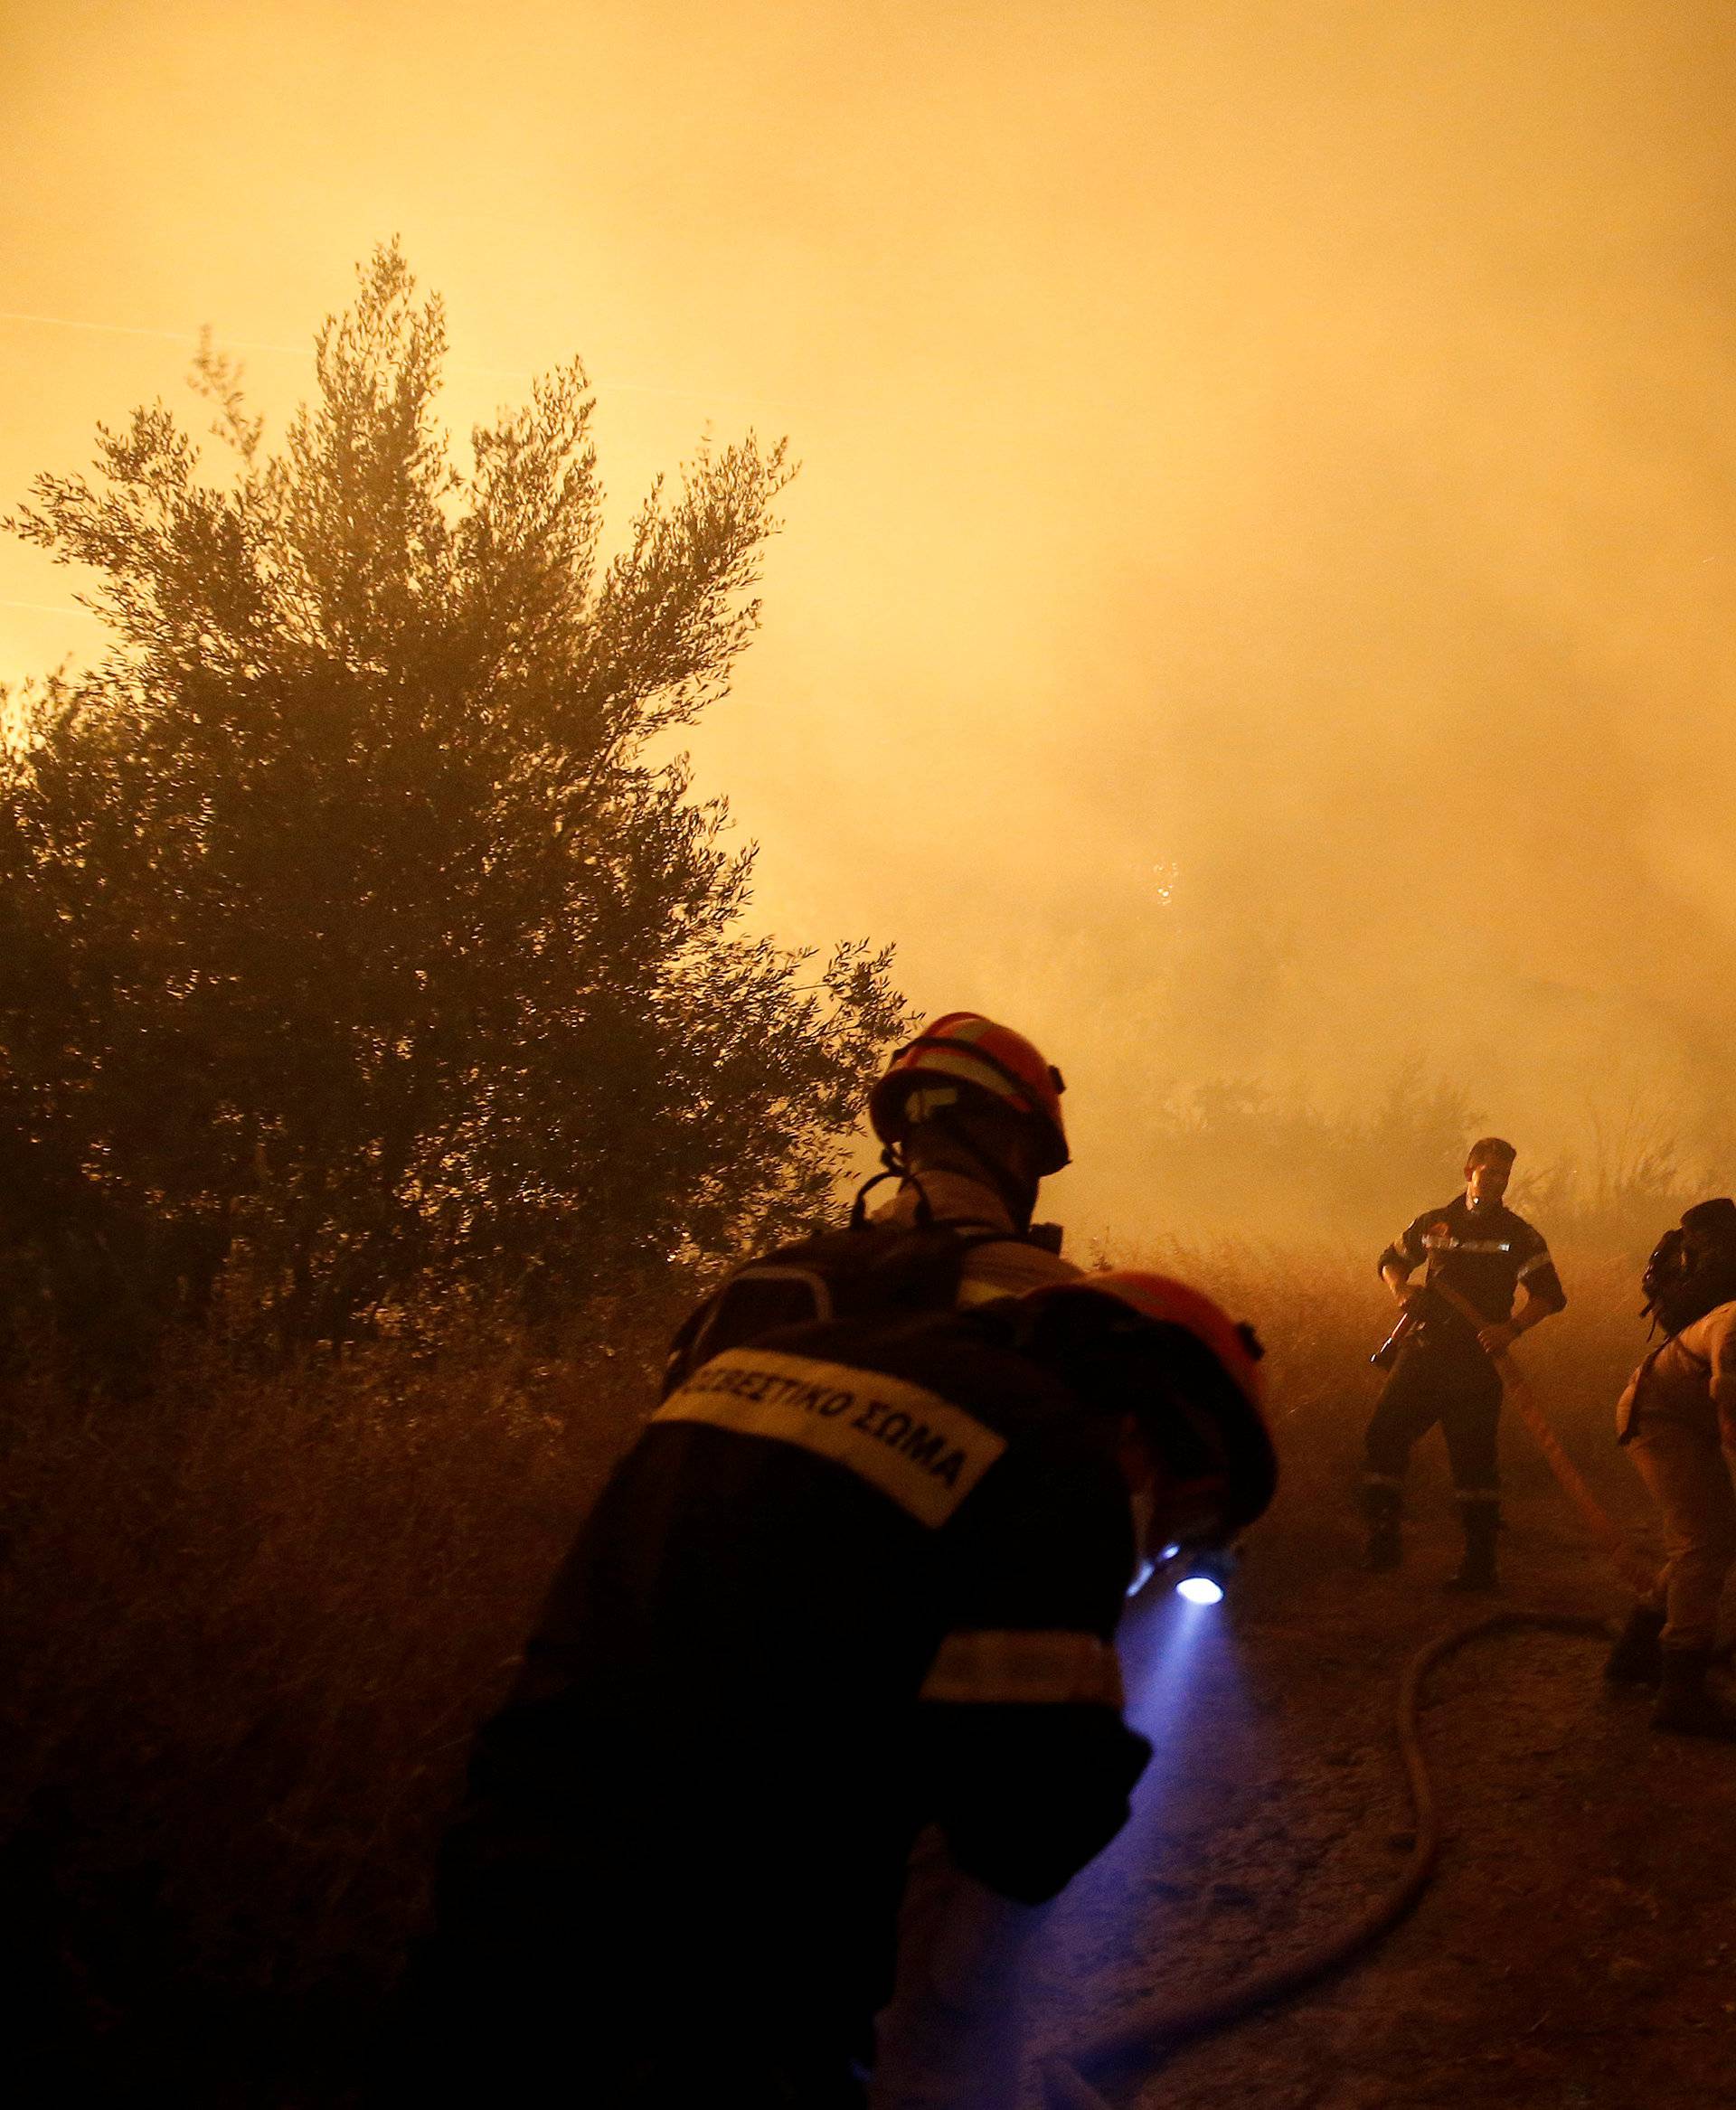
[1029,1448,1736,2107]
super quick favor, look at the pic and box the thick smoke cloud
[5,1,1734,1239]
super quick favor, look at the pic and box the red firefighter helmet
[1026,1269,1278,1537]
[1080,1270,1268,1408]
[869,1012,1070,1175]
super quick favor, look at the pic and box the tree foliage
[0,244,907,1354]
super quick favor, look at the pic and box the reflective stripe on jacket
[439,1302,1149,2046]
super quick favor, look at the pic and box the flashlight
[1172,1547,1235,1606]
[1128,1540,1238,1603]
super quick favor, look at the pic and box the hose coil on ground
[1042,1610,1615,2109]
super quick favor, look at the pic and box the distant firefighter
[1604,1199,1736,1738]
[1361,1136,1566,1589]
[412,1277,1276,2105]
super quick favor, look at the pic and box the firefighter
[413,1273,1277,2108]
[1605,1198,1736,1738]
[656,1011,1081,2106]
[1361,1136,1566,1589]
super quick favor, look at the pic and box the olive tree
[0,244,905,1352]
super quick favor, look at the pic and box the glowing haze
[5,2,1735,1242]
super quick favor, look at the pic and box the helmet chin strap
[849,1151,935,1229]
[854,1128,1037,1236]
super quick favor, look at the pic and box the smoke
[5,0,1736,1240]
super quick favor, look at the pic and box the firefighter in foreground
[664,1012,1086,2108]
[417,1267,1277,2106]
[1604,1198,1736,1738]
[1362,1136,1566,1589]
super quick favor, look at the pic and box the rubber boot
[1360,1480,1402,1573]
[1443,1505,1499,1593]
[1603,1603,1666,1687]
[1651,1648,1736,1739]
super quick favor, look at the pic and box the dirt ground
[11,1264,1734,2106]
[1027,1446,1736,2109]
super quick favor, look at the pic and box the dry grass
[0,1296,680,2096]
[1097,1237,1659,1566]
[0,1244,1662,2097]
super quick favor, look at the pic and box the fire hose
[1040,1608,1617,2109]
[1426,1281,1656,1598]
[1042,1320,1656,2106]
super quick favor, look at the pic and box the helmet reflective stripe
[898,1046,1025,1103]
[900,1083,966,1123]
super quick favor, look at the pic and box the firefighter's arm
[1483,1248,1566,1353]
[915,1450,1150,1903]
[1513,1246,1566,1325]
[915,1670,1151,1904]
[1378,1216,1427,1302]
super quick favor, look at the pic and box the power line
[0,308,307,356]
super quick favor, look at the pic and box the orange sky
[6,1,1736,1239]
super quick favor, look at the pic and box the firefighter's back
[420,1303,1119,2097]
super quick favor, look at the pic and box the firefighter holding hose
[1361,1137,1566,1589]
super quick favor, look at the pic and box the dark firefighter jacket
[1379,1194,1564,1350]
[432,1302,1150,2062]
